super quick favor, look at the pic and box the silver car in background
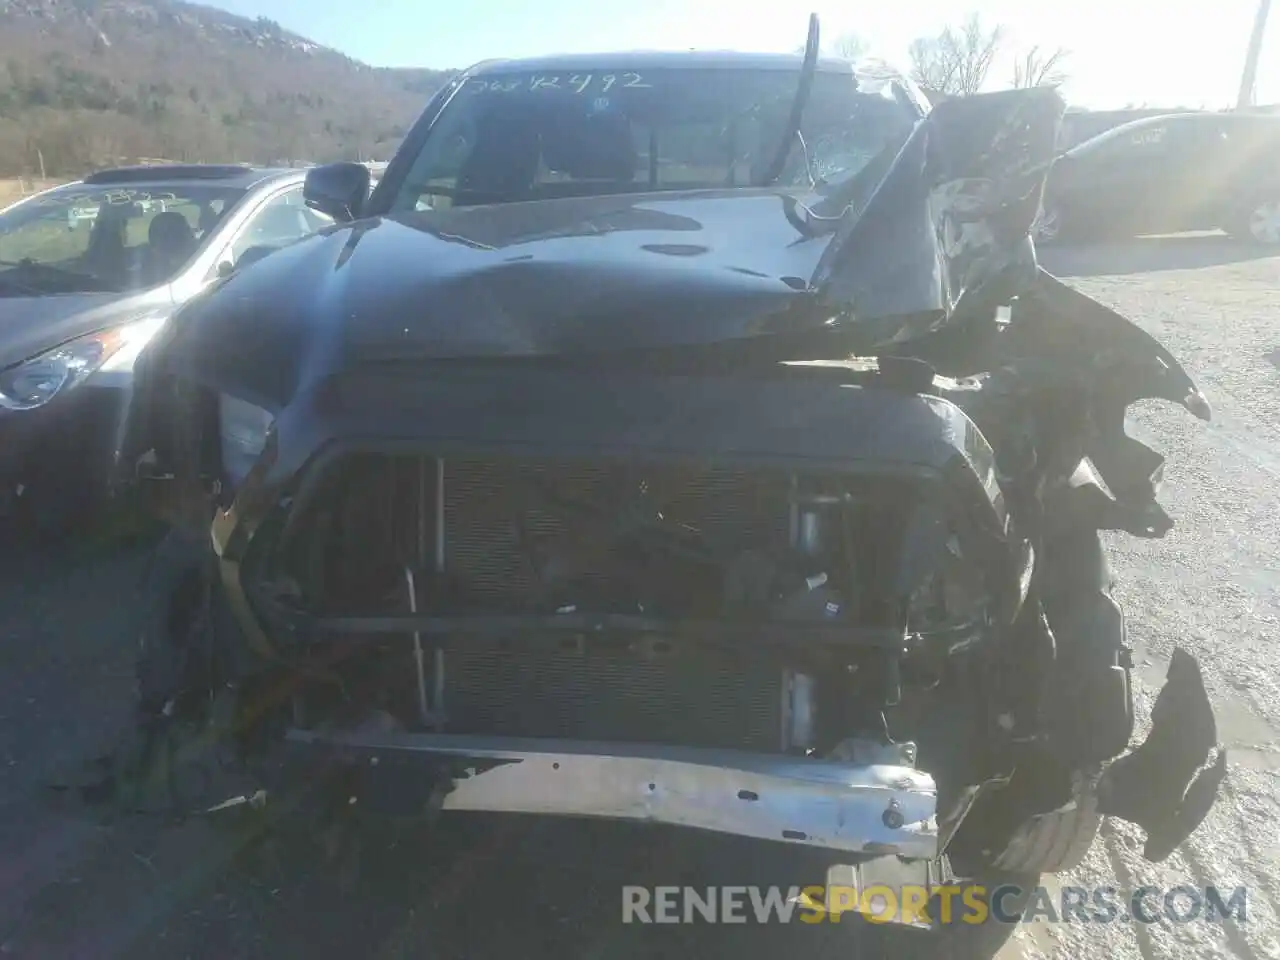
[0,163,334,535]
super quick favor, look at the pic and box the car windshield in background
[390,67,919,211]
[1063,116,1175,157]
[0,183,247,295]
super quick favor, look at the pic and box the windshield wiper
[754,13,822,187]
[0,258,119,293]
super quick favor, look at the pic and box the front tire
[990,769,1102,875]
[1227,196,1280,245]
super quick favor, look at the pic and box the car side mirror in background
[303,162,372,223]
[234,245,278,270]
[216,260,235,278]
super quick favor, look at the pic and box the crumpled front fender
[811,86,1065,339]
[1009,269,1209,420]
[998,268,1210,537]
[1097,648,1228,863]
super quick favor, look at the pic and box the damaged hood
[156,86,1066,408]
[167,189,841,406]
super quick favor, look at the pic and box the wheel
[1228,196,1280,245]
[990,769,1102,874]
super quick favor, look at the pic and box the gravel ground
[0,234,1276,960]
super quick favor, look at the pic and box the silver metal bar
[404,567,431,727]
[781,669,816,751]
[283,727,939,860]
[799,510,822,556]
[790,671,816,750]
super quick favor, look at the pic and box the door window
[222,186,332,271]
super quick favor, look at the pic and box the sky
[208,0,1279,110]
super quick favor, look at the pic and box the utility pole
[1237,0,1272,109]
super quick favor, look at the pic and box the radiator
[442,456,791,610]
[442,634,784,751]
[311,454,799,750]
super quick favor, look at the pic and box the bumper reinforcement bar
[283,729,940,859]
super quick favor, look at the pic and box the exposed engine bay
[106,331,1225,898]
[266,453,989,755]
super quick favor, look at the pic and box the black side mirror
[303,162,372,224]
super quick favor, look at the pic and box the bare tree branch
[1012,45,1070,88]
[908,37,957,95]
[831,33,868,60]
[909,13,1005,97]
[793,32,867,60]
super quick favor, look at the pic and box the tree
[1012,46,1070,88]
[908,13,1005,96]
[792,32,867,60]
[830,33,868,60]
[0,1,454,177]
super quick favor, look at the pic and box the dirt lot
[0,236,1277,960]
[0,178,61,208]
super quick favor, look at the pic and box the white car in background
[66,204,99,229]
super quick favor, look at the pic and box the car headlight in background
[97,314,168,374]
[219,393,275,488]
[0,314,169,411]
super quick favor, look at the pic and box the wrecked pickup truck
[73,16,1226,955]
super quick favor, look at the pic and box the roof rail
[83,164,255,184]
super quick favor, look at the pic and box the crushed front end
[67,76,1229,936]
[119,361,1038,884]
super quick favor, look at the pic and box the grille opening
[271,452,924,623]
[263,452,988,752]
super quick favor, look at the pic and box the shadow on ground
[1039,234,1278,278]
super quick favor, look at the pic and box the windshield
[0,182,247,295]
[389,67,920,211]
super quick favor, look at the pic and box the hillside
[0,0,454,177]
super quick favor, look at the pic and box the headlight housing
[0,315,168,411]
[218,393,275,488]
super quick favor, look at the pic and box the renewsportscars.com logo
[621,885,1249,926]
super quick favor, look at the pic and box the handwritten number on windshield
[467,72,650,94]
[600,73,651,91]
